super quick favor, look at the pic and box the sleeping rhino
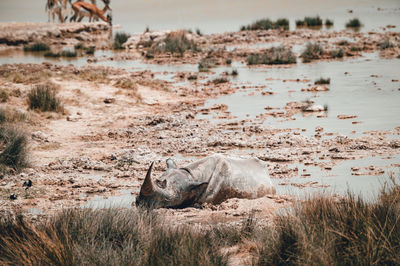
[136,154,275,208]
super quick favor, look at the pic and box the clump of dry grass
[301,42,324,62]
[146,31,199,57]
[27,83,64,113]
[3,71,52,85]
[247,46,296,65]
[0,209,227,265]
[0,125,28,173]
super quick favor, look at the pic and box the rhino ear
[166,158,177,169]
[188,182,208,195]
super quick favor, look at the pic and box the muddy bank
[0,22,111,47]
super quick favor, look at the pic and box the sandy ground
[0,23,399,229]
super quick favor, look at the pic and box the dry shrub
[27,83,63,113]
[0,125,28,172]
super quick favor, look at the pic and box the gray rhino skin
[136,154,275,209]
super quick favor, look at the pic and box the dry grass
[27,83,64,113]
[0,125,28,173]
[301,43,324,63]
[146,31,199,57]
[247,46,296,65]
[1,178,399,265]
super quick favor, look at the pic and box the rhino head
[135,159,208,209]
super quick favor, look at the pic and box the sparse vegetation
[113,78,137,90]
[0,125,28,173]
[60,50,77,58]
[1,178,400,264]
[296,16,323,27]
[379,39,395,50]
[247,46,296,65]
[231,69,238,76]
[314,77,331,85]
[0,209,226,265]
[346,18,362,28]
[301,43,324,62]
[27,83,63,113]
[338,40,349,46]
[44,51,61,58]
[350,46,362,52]
[187,75,198,80]
[198,58,217,72]
[225,58,232,65]
[0,107,26,124]
[23,42,50,52]
[330,48,344,58]
[196,28,203,36]
[147,31,199,57]
[241,18,289,31]
[113,32,130,50]
[212,77,228,84]
[325,19,334,27]
[0,90,8,103]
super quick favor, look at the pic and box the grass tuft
[247,46,296,65]
[27,83,63,113]
[325,19,334,26]
[0,125,28,172]
[346,18,362,28]
[330,48,344,58]
[23,42,50,52]
[314,77,331,85]
[378,39,395,50]
[301,42,324,62]
[113,32,130,50]
[241,18,289,31]
[147,31,199,57]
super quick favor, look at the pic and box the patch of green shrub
[241,18,289,31]
[60,50,77,57]
[147,31,199,57]
[44,51,61,58]
[198,58,217,72]
[113,32,130,50]
[314,77,331,85]
[23,42,50,52]
[325,19,334,26]
[346,18,362,28]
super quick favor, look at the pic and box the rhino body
[136,154,275,209]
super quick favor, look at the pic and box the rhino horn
[140,162,154,196]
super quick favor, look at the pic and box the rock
[104,98,115,104]
[337,114,357,119]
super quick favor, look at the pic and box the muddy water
[201,52,400,137]
[0,0,399,33]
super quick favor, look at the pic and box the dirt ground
[0,22,399,228]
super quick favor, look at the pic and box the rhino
[136,154,275,209]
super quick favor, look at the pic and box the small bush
[338,40,349,46]
[346,18,362,28]
[60,50,77,57]
[27,83,63,113]
[44,51,61,58]
[147,31,199,57]
[187,75,198,80]
[113,32,130,50]
[325,19,334,26]
[295,20,305,26]
[0,90,8,103]
[0,108,26,124]
[198,58,216,72]
[23,42,50,52]
[225,58,232,65]
[350,46,362,52]
[247,46,296,65]
[231,69,238,76]
[0,126,28,172]
[301,43,324,62]
[74,43,85,50]
[378,39,395,50]
[314,77,331,85]
[196,28,203,36]
[241,18,289,31]
[212,77,228,84]
[85,46,95,55]
[330,48,344,58]
[304,16,323,26]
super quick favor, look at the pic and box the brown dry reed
[0,177,399,265]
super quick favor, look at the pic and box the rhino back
[186,155,274,204]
